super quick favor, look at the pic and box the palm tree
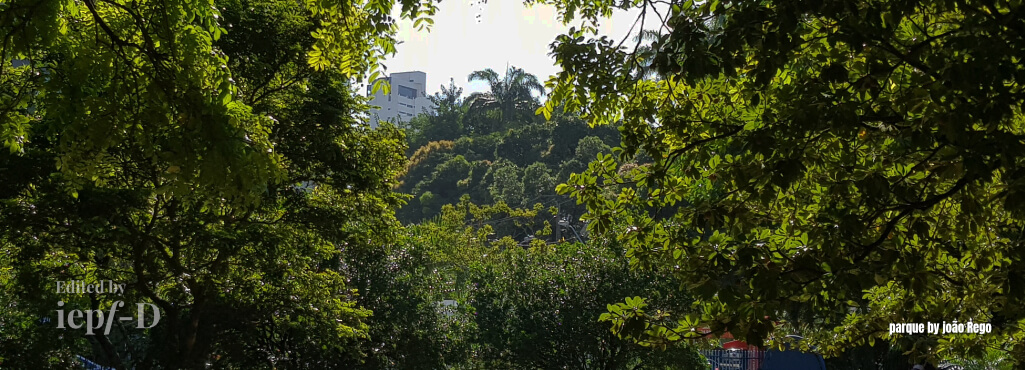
[464,66,545,133]
[628,15,725,81]
[630,29,663,81]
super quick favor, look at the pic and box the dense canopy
[5,0,1025,367]
[1,0,431,366]
[538,0,1025,363]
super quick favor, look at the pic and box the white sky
[383,1,650,96]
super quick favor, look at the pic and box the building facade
[366,71,435,127]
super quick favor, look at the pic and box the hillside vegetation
[394,72,624,242]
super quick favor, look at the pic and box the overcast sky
[383,1,649,96]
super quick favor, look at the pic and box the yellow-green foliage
[402,140,456,179]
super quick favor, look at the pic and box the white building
[366,71,435,127]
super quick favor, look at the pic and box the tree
[494,123,552,167]
[412,155,474,205]
[392,199,706,369]
[0,0,435,366]
[396,117,618,229]
[547,115,616,165]
[630,29,664,81]
[486,159,525,209]
[405,78,466,153]
[431,77,466,117]
[523,162,556,206]
[337,223,468,370]
[559,136,612,180]
[471,242,707,369]
[537,0,1025,364]
[465,66,545,134]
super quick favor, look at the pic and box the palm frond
[468,68,500,85]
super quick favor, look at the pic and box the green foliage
[464,66,546,134]
[494,123,551,167]
[454,132,503,162]
[404,139,456,184]
[538,0,1025,364]
[472,241,706,369]
[404,78,466,153]
[559,135,613,179]
[383,201,707,369]
[0,0,430,366]
[523,162,556,201]
[337,226,464,369]
[0,261,84,369]
[946,347,1015,370]
[486,159,525,208]
[397,108,620,239]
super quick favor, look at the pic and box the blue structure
[701,348,826,370]
[761,349,827,370]
[78,355,116,370]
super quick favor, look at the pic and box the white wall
[367,71,436,128]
